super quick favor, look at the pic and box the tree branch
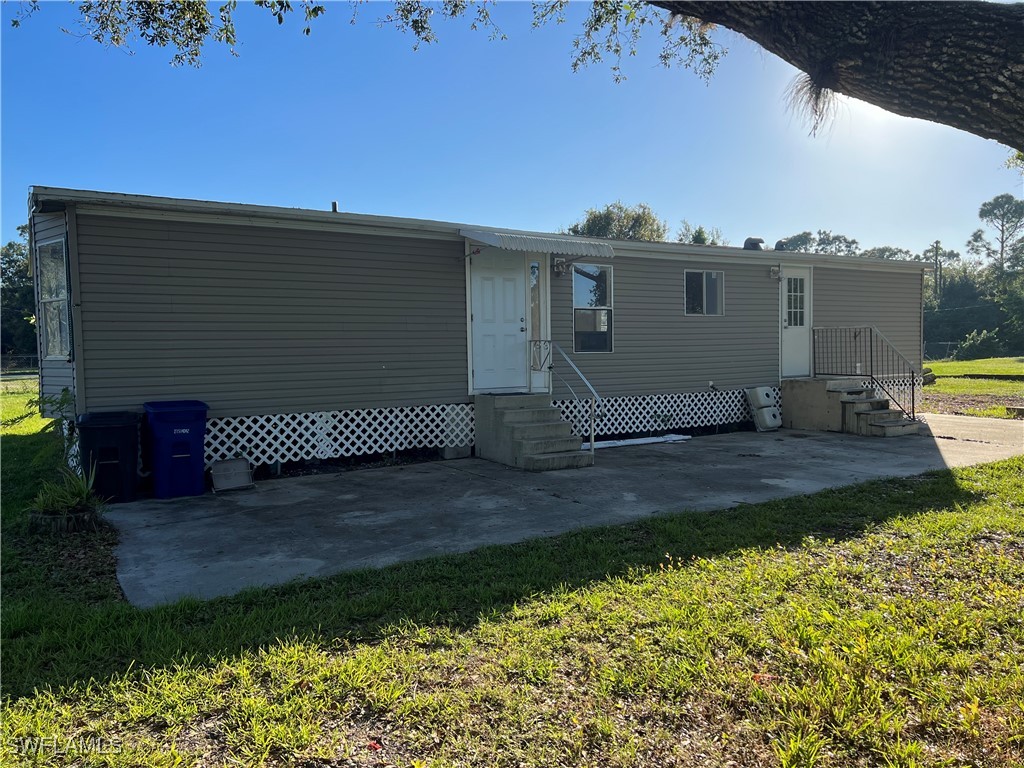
[648,1,1024,150]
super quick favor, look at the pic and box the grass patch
[3,385,1024,766]
[927,357,1024,377]
[926,377,1023,397]
[921,375,1024,419]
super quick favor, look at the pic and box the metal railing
[530,340,602,455]
[812,326,919,419]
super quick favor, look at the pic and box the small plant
[27,465,106,533]
[955,329,1003,360]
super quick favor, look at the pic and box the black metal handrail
[812,326,919,420]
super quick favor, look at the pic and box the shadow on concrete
[3,457,990,700]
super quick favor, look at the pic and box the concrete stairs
[827,380,921,438]
[473,395,594,471]
[781,377,920,437]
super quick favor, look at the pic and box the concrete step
[499,407,564,424]
[868,419,921,437]
[846,396,890,413]
[860,408,907,422]
[516,436,583,455]
[831,386,872,398]
[521,450,595,472]
[854,408,909,435]
[824,378,868,392]
[489,394,553,410]
[508,421,576,441]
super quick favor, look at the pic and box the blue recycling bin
[143,400,209,499]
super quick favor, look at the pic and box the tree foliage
[1,226,37,356]
[775,230,860,256]
[677,220,727,246]
[966,193,1024,274]
[860,246,914,261]
[566,201,669,241]
[12,1,1022,147]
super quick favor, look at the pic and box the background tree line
[566,194,1024,360]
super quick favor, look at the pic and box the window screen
[684,270,724,316]
[573,264,613,352]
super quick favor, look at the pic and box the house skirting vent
[204,403,475,468]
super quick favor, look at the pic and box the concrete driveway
[106,414,1022,608]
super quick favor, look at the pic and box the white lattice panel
[63,419,82,474]
[860,377,924,412]
[553,387,779,438]
[205,403,475,468]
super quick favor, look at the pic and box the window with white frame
[573,263,613,352]
[38,239,70,357]
[684,270,724,316]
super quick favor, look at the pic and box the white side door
[781,266,812,377]
[470,250,529,392]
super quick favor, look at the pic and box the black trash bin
[77,412,140,503]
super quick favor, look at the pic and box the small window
[573,263,613,352]
[38,239,70,357]
[786,276,806,327]
[684,270,724,316]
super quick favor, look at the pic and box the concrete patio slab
[106,414,1022,608]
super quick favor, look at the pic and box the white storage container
[210,458,255,492]
[752,406,782,432]
[745,386,776,409]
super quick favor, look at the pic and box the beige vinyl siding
[33,211,75,407]
[551,256,779,397]
[75,215,468,417]
[813,267,924,369]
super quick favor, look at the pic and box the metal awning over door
[460,229,614,259]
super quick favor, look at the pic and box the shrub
[27,466,106,533]
[954,328,1004,360]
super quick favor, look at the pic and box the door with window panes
[781,266,812,377]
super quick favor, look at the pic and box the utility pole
[932,240,942,299]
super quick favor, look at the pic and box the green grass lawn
[921,372,1024,419]
[927,357,1024,377]
[2,383,1023,766]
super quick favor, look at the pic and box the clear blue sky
[2,2,1021,254]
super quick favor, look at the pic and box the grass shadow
[1,455,989,701]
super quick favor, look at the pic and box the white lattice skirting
[204,388,777,468]
[554,387,779,438]
[205,404,475,468]
[860,377,925,409]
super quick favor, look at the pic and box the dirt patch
[920,390,1024,416]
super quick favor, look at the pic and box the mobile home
[29,187,927,472]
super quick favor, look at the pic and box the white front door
[781,266,812,377]
[470,250,529,392]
